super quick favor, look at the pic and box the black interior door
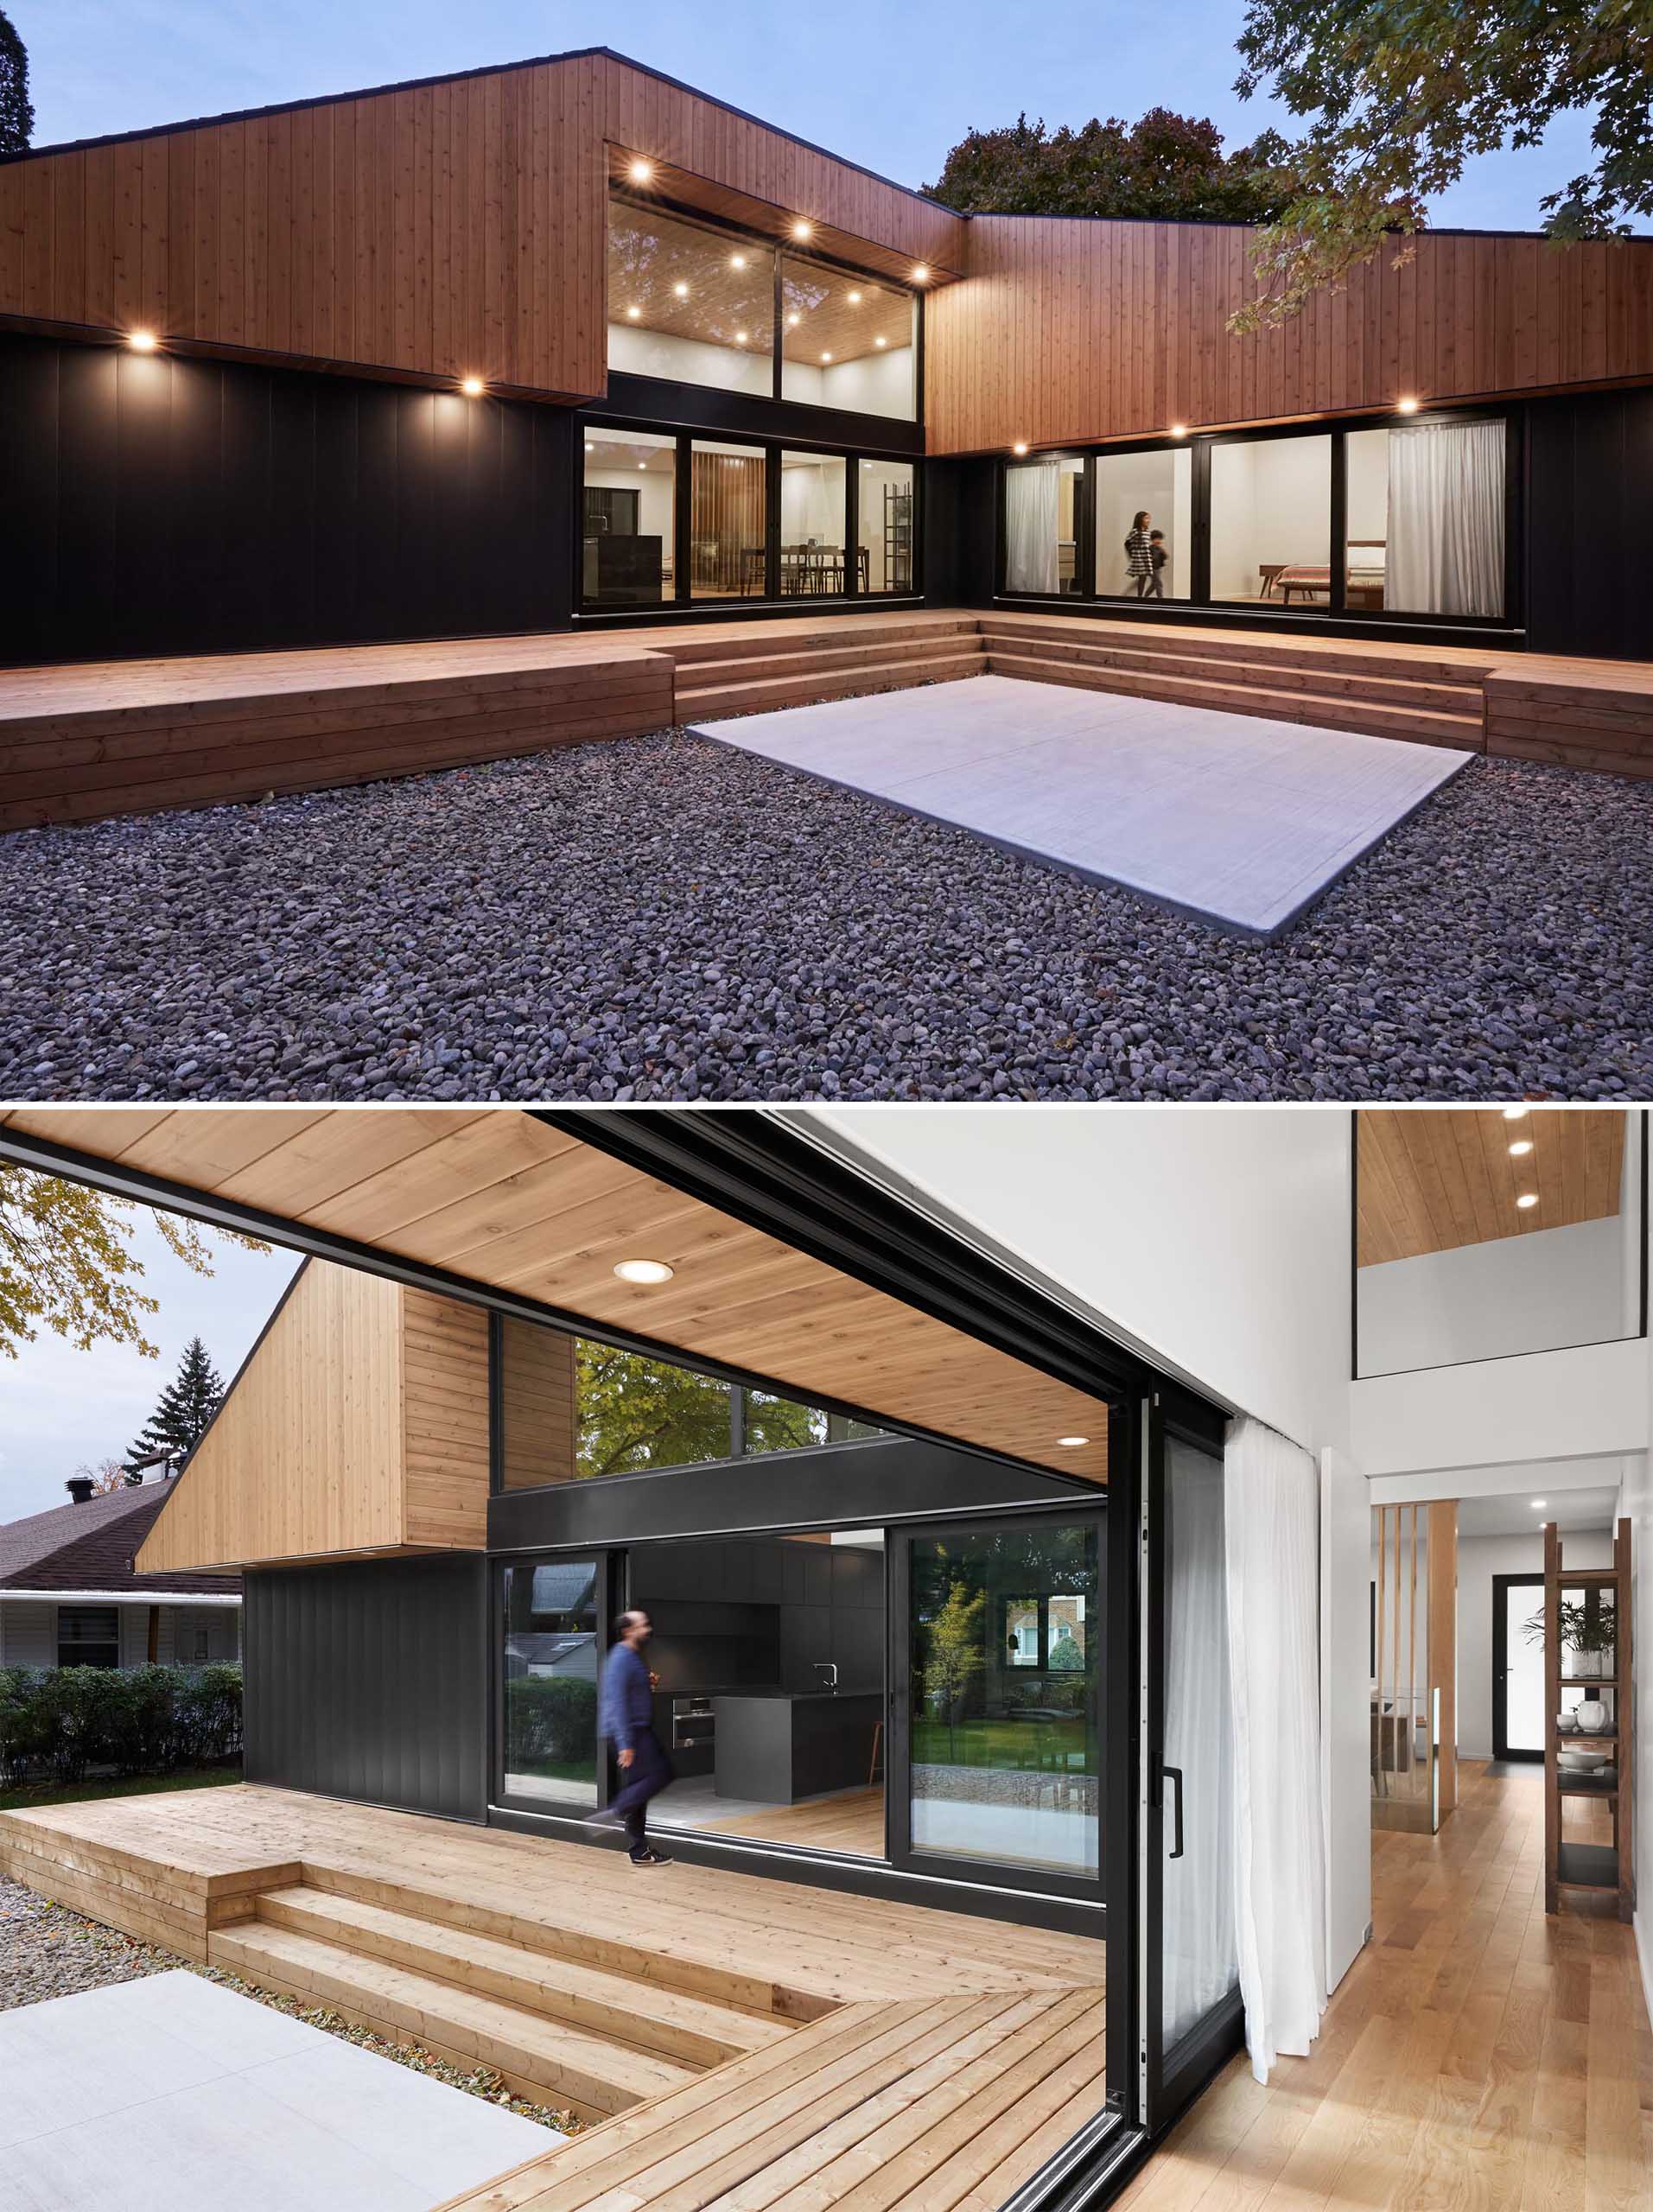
[1492,1573,1545,1761]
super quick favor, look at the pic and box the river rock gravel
[1,729,1648,1101]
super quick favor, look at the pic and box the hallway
[1117,1763,1650,2209]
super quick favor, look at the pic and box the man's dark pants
[610,1726,673,1856]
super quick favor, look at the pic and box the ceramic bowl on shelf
[1556,1712,1578,1733]
[1558,1747,1608,1770]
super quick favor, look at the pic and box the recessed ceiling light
[847,289,862,304]
[1397,395,1420,413]
[786,312,801,327]
[874,335,887,347]
[729,253,747,270]
[627,158,654,184]
[1508,1138,1533,1156]
[912,264,929,283]
[1056,1435,1090,1449]
[1516,1193,1538,1209]
[460,375,485,397]
[792,219,813,240]
[673,282,690,299]
[585,442,594,452]
[637,462,647,471]
[127,329,158,352]
[1532,1498,1548,1509]
[614,1258,675,1285]
[1503,1105,1529,1121]
[626,305,641,319]
[1169,422,1188,437]
[820,350,833,362]
[1012,442,1029,455]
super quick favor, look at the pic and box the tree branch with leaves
[0,1167,267,1363]
[1231,0,1653,331]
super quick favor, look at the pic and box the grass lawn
[0,1764,242,1814]
[912,1719,1093,1772]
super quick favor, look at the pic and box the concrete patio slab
[0,1971,556,2211]
[694,673,1474,934]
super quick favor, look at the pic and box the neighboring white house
[0,1471,240,1671]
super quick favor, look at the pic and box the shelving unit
[1544,1517,1634,1920]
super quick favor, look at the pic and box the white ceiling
[1453,1486,1620,1540]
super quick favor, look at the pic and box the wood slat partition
[1371,1500,1453,1834]
[0,49,964,399]
[135,1257,491,1572]
[924,218,1653,454]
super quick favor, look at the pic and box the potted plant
[1523,1596,1616,1679]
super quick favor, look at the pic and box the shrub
[505,1675,596,1770]
[0,1663,242,1788]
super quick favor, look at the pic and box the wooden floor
[696,1785,886,1857]
[4,608,1651,828]
[1114,1763,1652,2212]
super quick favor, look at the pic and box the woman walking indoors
[1125,512,1154,597]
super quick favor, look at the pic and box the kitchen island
[714,1691,882,1804]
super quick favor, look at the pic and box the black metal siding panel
[0,330,578,667]
[243,1555,486,1821]
[1526,385,1653,661]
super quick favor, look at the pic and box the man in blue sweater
[596,1609,673,1866]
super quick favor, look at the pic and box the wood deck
[3,610,1651,830]
[0,1783,1103,2152]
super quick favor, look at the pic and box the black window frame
[995,403,1525,638]
[606,185,923,427]
[577,413,924,616]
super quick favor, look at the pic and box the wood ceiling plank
[1357,1108,1630,1263]
[219,1107,491,1216]
[317,1114,585,1244]
[2,1106,177,1160]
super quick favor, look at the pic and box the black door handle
[1164,1764,1185,1860]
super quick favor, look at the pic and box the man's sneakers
[629,1848,672,1867]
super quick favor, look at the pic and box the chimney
[65,1475,95,1505]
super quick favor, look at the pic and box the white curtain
[1005,461,1059,594]
[1162,1438,1239,2045]
[1226,1415,1326,2083]
[1386,420,1505,616]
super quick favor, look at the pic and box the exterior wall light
[1012,442,1029,455]
[912,264,929,283]
[627,159,654,184]
[460,376,485,397]
[1169,422,1188,437]
[1397,396,1421,413]
[127,329,158,352]
[792,219,814,240]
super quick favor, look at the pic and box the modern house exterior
[0,1472,241,1671]
[0,1100,1648,2211]
[3,41,1651,684]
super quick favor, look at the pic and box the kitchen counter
[714,1690,881,1803]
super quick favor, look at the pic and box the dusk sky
[3,1195,301,1521]
[16,1,1601,235]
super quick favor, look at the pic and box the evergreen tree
[0,10,32,156]
[125,1336,225,1466]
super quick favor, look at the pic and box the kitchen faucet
[815,1662,839,1693]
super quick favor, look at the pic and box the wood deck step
[984,614,1494,691]
[671,631,985,690]
[984,648,1485,749]
[209,1917,700,2119]
[664,615,977,667]
[977,626,1484,715]
[251,1884,792,2069]
[679,649,985,721]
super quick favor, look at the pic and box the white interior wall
[1352,1337,1650,1478]
[1345,429,1389,544]
[1208,435,1332,600]
[779,460,844,543]
[1358,1215,1635,1375]
[607,321,772,397]
[1094,449,1192,597]
[782,345,915,419]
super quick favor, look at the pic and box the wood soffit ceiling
[3,1108,1110,1484]
[605,147,961,289]
[1357,1108,1629,1268]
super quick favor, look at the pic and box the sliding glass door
[891,1515,1103,1895]
[1141,1403,1243,2123]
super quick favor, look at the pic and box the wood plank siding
[135,1257,490,1573]
[923,218,1653,454]
[0,49,963,400]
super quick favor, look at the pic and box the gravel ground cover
[1,729,1648,1101]
[0,1873,579,2129]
